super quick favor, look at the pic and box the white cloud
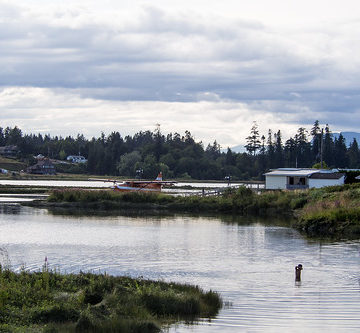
[0,1,360,146]
[1,86,357,147]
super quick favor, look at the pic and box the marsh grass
[46,187,301,217]
[297,183,360,238]
[0,266,221,332]
[0,185,50,194]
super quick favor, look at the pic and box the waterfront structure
[264,168,345,190]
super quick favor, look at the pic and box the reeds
[46,187,300,217]
[0,267,222,332]
[297,183,360,238]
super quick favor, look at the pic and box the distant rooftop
[309,173,344,179]
[264,168,341,177]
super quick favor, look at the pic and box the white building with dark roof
[264,168,345,190]
[66,155,87,163]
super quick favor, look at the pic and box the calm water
[1,203,360,332]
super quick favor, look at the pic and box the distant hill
[221,145,246,153]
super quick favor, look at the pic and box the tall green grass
[0,266,221,332]
[297,183,360,238]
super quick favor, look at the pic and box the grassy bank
[0,185,51,194]
[34,187,302,217]
[0,267,221,332]
[296,183,360,238]
[0,157,27,172]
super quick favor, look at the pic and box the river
[0,203,360,332]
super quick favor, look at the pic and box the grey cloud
[0,3,359,131]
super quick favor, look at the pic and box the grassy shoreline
[23,184,360,239]
[0,185,51,194]
[0,267,221,332]
[26,187,297,217]
[295,183,360,238]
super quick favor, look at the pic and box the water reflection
[0,203,21,215]
[0,246,11,269]
[0,204,360,332]
[46,206,295,227]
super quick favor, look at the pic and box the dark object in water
[295,264,303,281]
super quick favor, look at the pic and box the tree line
[245,120,360,173]
[0,121,359,180]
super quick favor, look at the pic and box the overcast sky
[1,0,360,147]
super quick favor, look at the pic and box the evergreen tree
[0,127,5,146]
[294,127,311,167]
[225,148,236,166]
[274,130,284,167]
[347,139,360,168]
[258,135,267,172]
[323,124,334,167]
[310,120,321,163]
[205,141,220,159]
[245,122,261,156]
[334,133,348,168]
[154,125,163,162]
[6,126,22,145]
[284,137,297,167]
[266,129,275,168]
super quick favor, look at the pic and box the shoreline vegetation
[0,185,51,194]
[24,183,360,239]
[0,266,221,333]
[27,187,296,216]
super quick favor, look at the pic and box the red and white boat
[90,172,176,192]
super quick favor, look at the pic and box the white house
[67,155,87,163]
[264,168,345,190]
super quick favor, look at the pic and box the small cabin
[264,168,345,190]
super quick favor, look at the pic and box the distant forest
[0,120,359,180]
